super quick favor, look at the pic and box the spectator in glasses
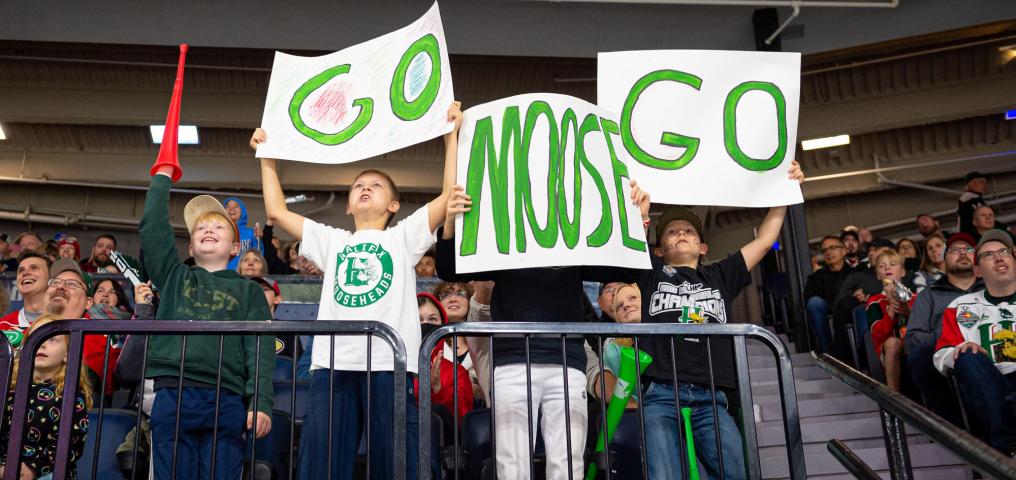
[804,236,853,354]
[905,233,979,426]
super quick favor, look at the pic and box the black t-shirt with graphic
[638,252,751,390]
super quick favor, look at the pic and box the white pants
[494,364,588,480]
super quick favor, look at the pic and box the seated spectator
[804,236,852,354]
[916,214,948,239]
[434,283,475,363]
[261,221,297,275]
[296,255,323,276]
[919,233,946,287]
[972,205,1010,243]
[223,197,263,271]
[866,249,915,392]
[90,278,134,321]
[416,292,474,423]
[79,234,119,274]
[840,229,862,268]
[57,237,81,262]
[897,238,925,291]
[935,229,1016,454]
[832,239,894,364]
[415,248,437,278]
[0,252,52,347]
[46,258,121,397]
[42,240,60,264]
[13,231,43,254]
[905,233,979,426]
[236,248,268,277]
[0,233,12,272]
[589,283,641,409]
[0,314,93,479]
[597,282,626,323]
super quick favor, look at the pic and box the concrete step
[750,378,855,396]
[761,442,969,478]
[747,365,828,382]
[758,416,917,447]
[747,351,816,366]
[806,467,973,480]
[757,435,935,459]
[756,394,878,421]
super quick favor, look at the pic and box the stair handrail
[827,439,881,480]
[814,352,1016,479]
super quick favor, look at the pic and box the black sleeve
[114,335,147,387]
[803,271,819,300]
[262,225,297,275]
[434,228,490,282]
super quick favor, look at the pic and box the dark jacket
[804,264,852,304]
[904,275,984,352]
[435,229,642,372]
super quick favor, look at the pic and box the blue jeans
[806,297,833,354]
[643,382,746,480]
[150,387,246,480]
[953,352,1016,452]
[299,370,420,480]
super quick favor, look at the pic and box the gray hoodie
[904,274,983,352]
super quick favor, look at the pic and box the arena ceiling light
[801,134,850,151]
[149,125,199,145]
[0,123,6,141]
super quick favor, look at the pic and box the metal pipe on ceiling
[0,175,263,199]
[803,150,1016,183]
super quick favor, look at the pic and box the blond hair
[194,211,239,244]
[9,314,95,410]
[875,248,903,268]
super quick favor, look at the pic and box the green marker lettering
[620,69,702,170]
[723,81,788,171]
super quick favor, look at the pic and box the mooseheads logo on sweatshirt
[956,303,1016,363]
[333,242,394,308]
[649,281,728,323]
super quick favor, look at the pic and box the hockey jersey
[934,290,1016,375]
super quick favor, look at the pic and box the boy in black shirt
[639,162,803,480]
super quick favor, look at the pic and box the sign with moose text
[257,2,454,164]
[454,93,652,274]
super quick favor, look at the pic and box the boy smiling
[141,165,274,480]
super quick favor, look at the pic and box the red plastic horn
[150,44,189,182]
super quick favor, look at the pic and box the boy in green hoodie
[141,165,274,480]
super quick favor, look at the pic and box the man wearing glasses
[803,236,852,354]
[905,233,981,425]
[935,230,1016,454]
[44,258,121,396]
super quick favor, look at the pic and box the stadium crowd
[0,111,1013,480]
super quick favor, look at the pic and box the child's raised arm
[251,129,306,240]
[426,101,463,232]
[740,160,805,270]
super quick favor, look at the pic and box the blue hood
[223,196,262,270]
[223,197,249,228]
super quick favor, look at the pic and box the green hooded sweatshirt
[140,175,274,415]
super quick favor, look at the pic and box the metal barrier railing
[826,439,880,480]
[418,322,807,480]
[814,352,1016,480]
[2,319,408,480]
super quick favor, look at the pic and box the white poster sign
[453,93,652,274]
[257,2,454,164]
[598,50,803,207]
